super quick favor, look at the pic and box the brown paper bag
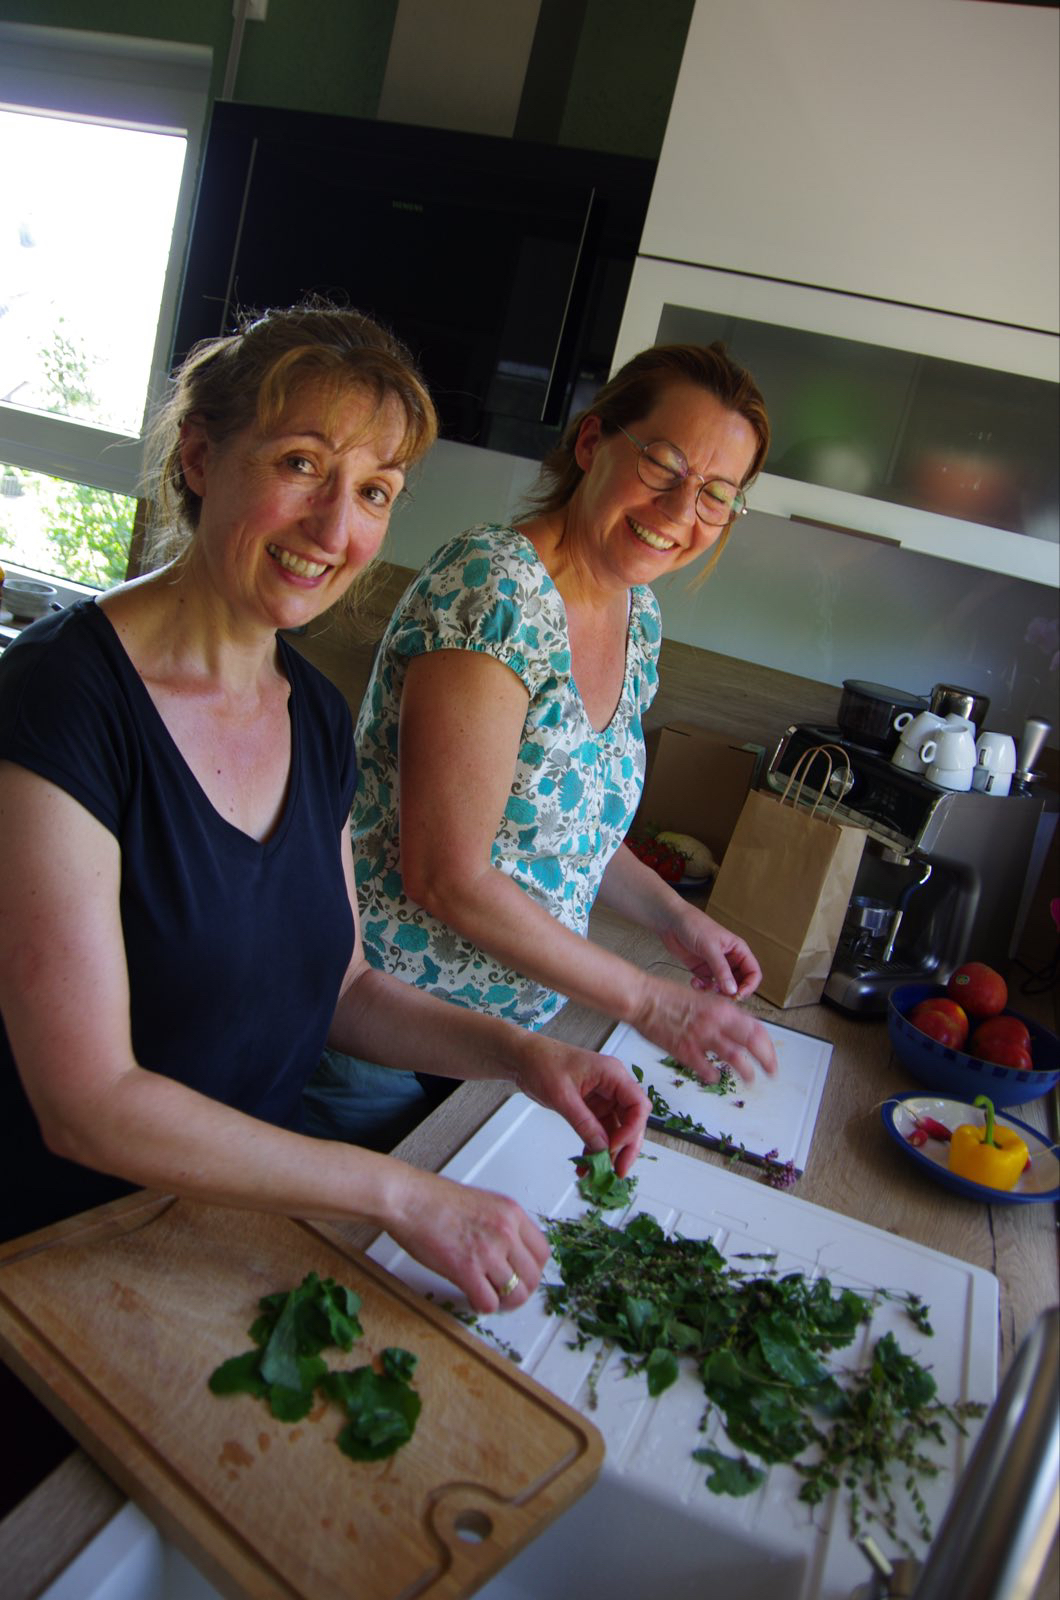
[706,745,867,1008]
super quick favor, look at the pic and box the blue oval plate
[882,1093,1060,1205]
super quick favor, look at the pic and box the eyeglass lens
[636,439,744,524]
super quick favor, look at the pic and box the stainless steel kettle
[929,682,990,731]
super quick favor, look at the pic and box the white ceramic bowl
[3,578,58,619]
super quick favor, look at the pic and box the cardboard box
[634,724,764,864]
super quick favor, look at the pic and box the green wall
[0,0,399,117]
[561,0,693,157]
[0,0,691,157]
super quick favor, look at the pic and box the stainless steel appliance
[766,724,1047,1014]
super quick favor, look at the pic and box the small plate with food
[882,1092,1060,1204]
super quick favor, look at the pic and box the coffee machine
[765,724,1048,1015]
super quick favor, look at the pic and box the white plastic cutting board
[370,1094,999,1600]
[599,1014,832,1171]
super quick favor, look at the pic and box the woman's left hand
[512,1038,650,1178]
[659,903,762,1000]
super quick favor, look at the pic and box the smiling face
[570,381,759,586]
[179,381,409,634]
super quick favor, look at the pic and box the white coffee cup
[973,732,1017,796]
[920,725,976,790]
[892,709,947,772]
[925,763,973,791]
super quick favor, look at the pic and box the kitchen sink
[48,1472,804,1600]
[473,1464,805,1600]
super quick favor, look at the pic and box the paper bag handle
[780,743,852,817]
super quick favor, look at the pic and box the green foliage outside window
[0,321,136,589]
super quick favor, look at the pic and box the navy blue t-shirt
[0,600,357,1240]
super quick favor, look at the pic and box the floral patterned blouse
[351,524,662,1027]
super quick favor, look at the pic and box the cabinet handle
[789,515,901,548]
[540,188,598,426]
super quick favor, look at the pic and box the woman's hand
[386,1166,551,1315]
[658,904,762,1000]
[634,970,778,1086]
[511,1036,649,1178]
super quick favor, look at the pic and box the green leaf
[873,1332,938,1411]
[208,1349,268,1399]
[572,1149,637,1210]
[327,1368,422,1461]
[693,1446,766,1497]
[381,1347,418,1383]
[645,1347,679,1397]
[626,1213,664,1245]
[756,1315,829,1388]
[318,1279,365,1351]
[701,1348,744,1393]
[256,1273,364,1389]
[621,1296,657,1348]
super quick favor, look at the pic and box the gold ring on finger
[497,1270,520,1299]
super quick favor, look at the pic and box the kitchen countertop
[3,904,1057,1599]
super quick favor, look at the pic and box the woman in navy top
[0,302,647,1315]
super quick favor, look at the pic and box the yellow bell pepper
[948,1095,1028,1191]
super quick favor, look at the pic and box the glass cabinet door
[614,260,1059,585]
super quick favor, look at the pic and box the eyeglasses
[617,427,747,525]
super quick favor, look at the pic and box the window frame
[0,22,211,518]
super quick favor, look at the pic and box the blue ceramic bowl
[887,982,1060,1107]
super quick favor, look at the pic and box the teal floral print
[352,525,662,1027]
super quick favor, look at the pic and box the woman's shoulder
[630,583,663,647]
[419,523,550,585]
[0,598,115,705]
[403,524,560,622]
[278,634,354,734]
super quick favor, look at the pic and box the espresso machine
[765,722,1050,1015]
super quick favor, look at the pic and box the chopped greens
[633,1067,795,1190]
[573,1148,638,1210]
[661,1053,738,1096]
[323,1365,421,1461]
[542,1207,985,1550]
[208,1271,420,1461]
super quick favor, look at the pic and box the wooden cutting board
[0,1192,603,1600]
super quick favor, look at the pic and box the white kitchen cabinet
[613,258,1059,586]
[645,0,1059,334]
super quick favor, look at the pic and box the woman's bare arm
[396,651,776,1081]
[0,763,643,1309]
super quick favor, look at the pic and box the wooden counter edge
[0,1449,124,1600]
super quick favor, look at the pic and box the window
[0,22,210,593]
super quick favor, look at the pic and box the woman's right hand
[634,976,778,1086]
[385,1165,550,1315]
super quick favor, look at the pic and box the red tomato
[945,961,1007,1019]
[657,853,685,884]
[971,1036,1033,1071]
[913,997,970,1048]
[909,1000,967,1049]
[969,1014,1031,1055]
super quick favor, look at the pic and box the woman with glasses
[305,343,778,1147]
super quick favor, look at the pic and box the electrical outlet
[234,0,268,19]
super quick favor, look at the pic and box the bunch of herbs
[209,1271,421,1461]
[541,1207,984,1550]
